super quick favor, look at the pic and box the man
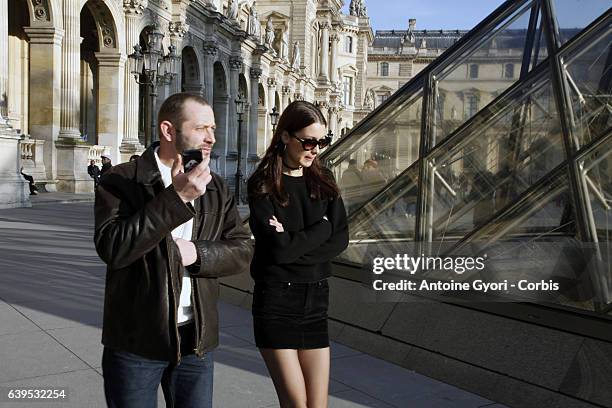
[87,160,101,188]
[20,167,39,195]
[100,155,112,176]
[94,93,253,408]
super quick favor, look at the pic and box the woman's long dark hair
[248,100,340,206]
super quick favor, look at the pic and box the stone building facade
[366,20,468,110]
[1,0,373,207]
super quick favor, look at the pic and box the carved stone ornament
[123,0,148,15]
[203,41,218,56]
[226,0,239,21]
[250,67,263,79]
[290,41,300,70]
[229,57,243,71]
[317,101,329,109]
[267,77,277,87]
[33,0,50,21]
[169,21,189,38]
[349,0,368,17]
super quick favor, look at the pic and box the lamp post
[127,24,179,146]
[269,106,279,135]
[234,92,247,203]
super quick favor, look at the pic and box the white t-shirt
[154,148,193,324]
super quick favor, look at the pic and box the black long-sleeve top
[249,173,349,283]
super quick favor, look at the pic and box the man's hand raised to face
[171,154,213,203]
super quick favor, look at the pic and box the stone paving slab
[0,201,507,407]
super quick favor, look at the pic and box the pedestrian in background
[87,159,101,188]
[100,155,112,176]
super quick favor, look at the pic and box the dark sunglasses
[291,133,332,151]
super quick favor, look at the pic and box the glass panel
[426,72,565,244]
[448,174,598,311]
[338,166,419,265]
[529,6,549,70]
[324,86,423,216]
[562,22,612,149]
[432,1,537,146]
[552,0,611,46]
[581,137,612,306]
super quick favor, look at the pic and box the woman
[248,101,349,408]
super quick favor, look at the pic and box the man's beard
[175,134,201,154]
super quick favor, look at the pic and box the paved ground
[0,197,507,408]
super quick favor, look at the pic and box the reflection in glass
[338,166,419,265]
[582,138,612,305]
[432,1,537,146]
[562,23,612,148]
[427,73,565,244]
[293,0,612,316]
[448,174,599,310]
[325,89,423,216]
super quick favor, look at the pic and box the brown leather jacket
[94,143,253,363]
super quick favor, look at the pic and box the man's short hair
[158,93,211,133]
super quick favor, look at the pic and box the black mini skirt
[252,279,329,349]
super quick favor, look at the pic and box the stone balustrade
[88,145,110,167]
[19,136,34,161]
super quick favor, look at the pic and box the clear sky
[341,0,507,31]
[343,0,610,32]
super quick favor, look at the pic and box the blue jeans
[102,347,214,408]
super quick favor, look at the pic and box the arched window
[504,63,514,79]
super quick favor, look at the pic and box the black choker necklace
[283,160,302,170]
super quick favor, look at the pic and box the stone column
[202,41,217,102]
[55,0,93,192]
[0,0,29,207]
[329,106,338,141]
[8,33,28,131]
[248,67,261,175]
[228,57,242,153]
[58,0,81,140]
[330,32,339,84]
[96,53,125,163]
[121,0,148,159]
[168,21,188,95]
[212,94,228,176]
[319,22,330,82]
[257,105,267,157]
[0,0,8,126]
[24,26,64,188]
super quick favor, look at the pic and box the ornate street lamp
[327,128,333,145]
[269,106,279,135]
[128,24,179,146]
[234,92,248,203]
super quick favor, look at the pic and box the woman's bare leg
[259,348,307,408]
[297,347,330,408]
